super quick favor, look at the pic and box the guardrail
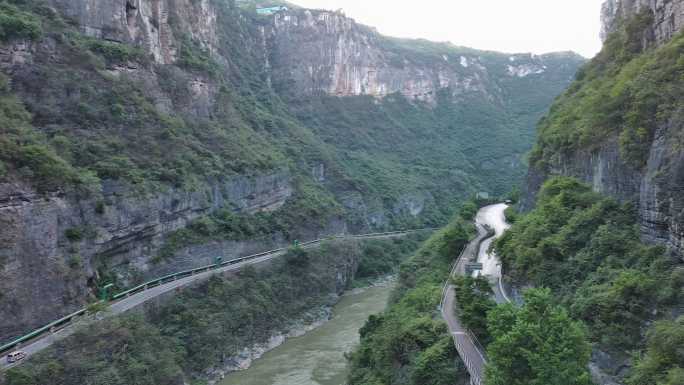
[439,223,495,385]
[0,228,434,357]
[453,334,484,385]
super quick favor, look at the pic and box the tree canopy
[484,288,592,385]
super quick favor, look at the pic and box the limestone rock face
[522,121,684,261]
[0,172,301,342]
[264,9,568,104]
[523,2,684,261]
[601,0,684,47]
[44,0,219,64]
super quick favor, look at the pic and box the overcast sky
[290,0,605,58]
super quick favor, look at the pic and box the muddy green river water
[220,283,393,385]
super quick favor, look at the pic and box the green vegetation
[496,177,681,352]
[347,210,474,385]
[518,9,684,377]
[355,235,427,282]
[0,0,582,241]
[485,289,592,385]
[5,315,185,385]
[177,36,220,75]
[0,1,42,41]
[628,316,684,385]
[503,205,518,223]
[0,0,292,196]
[83,38,147,63]
[492,176,683,385]
[64,228,83,242]
[451,276,496,343]
[532,10,684,168]
[6,239,379,385]
[156,181,343,262]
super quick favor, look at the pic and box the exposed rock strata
[0,0,582,344]
[601,0,684,47]
[523,1,684,260]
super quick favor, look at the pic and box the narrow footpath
[441,203,511,385]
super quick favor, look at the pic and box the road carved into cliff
[0,230,431,371]
[440,204,511,385]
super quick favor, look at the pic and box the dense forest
[437,177,684,385]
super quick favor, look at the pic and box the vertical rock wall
[524,1,684,260]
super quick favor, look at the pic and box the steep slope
[523,0,684,260]
[0,0,582,344]
[499,177,683,385]
[514,1,684,383]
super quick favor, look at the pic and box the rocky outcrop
[601,0,684,47]
[265,8,575,104]
[44,0,220,64]
[523,2,684,260]
[523,123,684,262]
[0,172,297,343]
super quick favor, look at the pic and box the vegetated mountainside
[3,236,425,385]
[489,2,684,384]
[347,205,474,385]
[497,177,683,385]
[0,0,583,343]
[523,0,684,260]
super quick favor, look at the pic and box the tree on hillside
[452,276,496,342]
[484,288,592,385]
[628,317,684,385]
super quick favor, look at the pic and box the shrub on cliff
[0,1,41,41]
[531,10,684,168]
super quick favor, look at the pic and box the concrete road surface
[441,203,512,385]
[474,203,511,304]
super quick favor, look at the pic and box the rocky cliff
[0,0,582,344]
[522,0,684,260]
[266,8,574,104]
[601,0,684,46]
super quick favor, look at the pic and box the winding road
[441,203,511,385]
[0,230,429,371]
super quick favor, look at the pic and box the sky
[290,0,606,58]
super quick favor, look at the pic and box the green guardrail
[0,308,87,355]
[0,229,435,356]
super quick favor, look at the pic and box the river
[220,283,394,385]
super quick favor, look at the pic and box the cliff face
[523,0,684,260]
[267,9,480,103]
[266,8,571,104]
[0,0,582,344]
[44,0,222,65]
[601,0,684,46]
[0,172,319,342]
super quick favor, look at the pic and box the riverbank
[3,236,424,385]
[218,280,396,385]
[347,210,475,385]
